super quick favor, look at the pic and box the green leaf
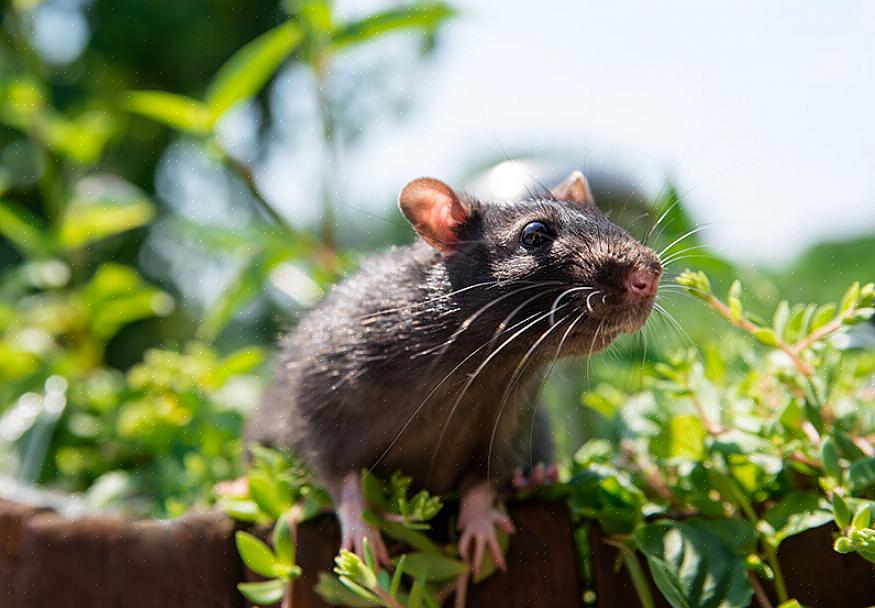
[332,3,455,50]
[315,572,381,607]
[840,281,860,315]
[273,513,295,567]
[820,436,842,478]
[0,200,51,255]
[335,549,377,590]
[58,199,155,249]
[833,494,851,530]
[248,471,293,518]
[752,327,780,347]
[125,91,213,134]
[205,22,304,118]
[772,300,790,337]
[809,303,836,332]
[760,492,833,547]
[218,497,269,523]
[371,514,443,554]
[237,578,287,605]
[236,531,282,578]
[852,504,872,530]
[396,552,466,582]
[848,457,875,493]
[635,519,753,608]
[390,554,405,597]
[652,415,706,460]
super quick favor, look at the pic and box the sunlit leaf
[332,2,455,50]
[760,492,833,547]
[58,198,155,250]
[235,531,282,578]
[636,519,753,608]
[126,91,213,134]
[237,578,286,605]
[0,199,51,255]
[206,21,304,118]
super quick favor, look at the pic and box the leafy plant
[569,273,875,608]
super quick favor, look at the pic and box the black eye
[520,221,553,249]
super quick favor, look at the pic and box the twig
[704,295,814,377]
[748,573,774,608]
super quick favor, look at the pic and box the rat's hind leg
[457,480,516,576]
[337,471,390,565]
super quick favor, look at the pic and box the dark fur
[246,195,660,496]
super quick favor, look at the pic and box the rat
[246,171,662,574]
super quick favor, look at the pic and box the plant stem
[219,146,296,233]
[313,61,338,253]
[763,544,789,603]
[605,540,656,608]
[748,572,774,608]
[704,295,814,377]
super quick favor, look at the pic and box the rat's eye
[520,221,554,249]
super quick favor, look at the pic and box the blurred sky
[321,0,875,264]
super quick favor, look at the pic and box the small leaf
[772,300,790,337]
[852,505,872,530]
[125,91,213,134]
[58,199,155,250]
[760,492,833,547]
[821,436,842,479]
[848,458,875,493]
[840,281,861,315]
[652,415,706,460]
[0,199,51,255]
[273,513,295,566]
[332,2,455,50]
[752,327,780,347]
[237,578,287,605]
[833,494,851,531]
[236,531,282,578]
[206,22,304,118]
[397,552,466,582]
[390,554,405,597]
[809,303,836,332]
[315,572,381,607]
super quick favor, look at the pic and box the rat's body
[247,173,662,571]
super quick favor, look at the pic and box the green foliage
[569,273,875,608]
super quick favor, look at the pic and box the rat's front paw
[339,510,390,566]
[511,462,560,491]
[457,482,515,577]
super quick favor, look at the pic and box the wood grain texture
[0,499,581,608]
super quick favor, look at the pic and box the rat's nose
[625,267,660,299]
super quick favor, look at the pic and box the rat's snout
[624,266,661,300]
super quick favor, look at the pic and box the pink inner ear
[423,199,462,249]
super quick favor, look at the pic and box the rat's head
[398,172,662,354]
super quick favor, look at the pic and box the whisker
[426,305,570,483]
[367,307,550,474]
[657,225,713,259]
[486,312,575,483]
[549,286,593,326]
[527,310,587,472]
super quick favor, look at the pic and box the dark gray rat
[246,171,662,573]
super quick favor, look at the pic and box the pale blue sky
[317,0,875,264]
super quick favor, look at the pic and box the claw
[457,481,515,577]
[337,472,391,566]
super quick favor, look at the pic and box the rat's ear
[398,178,470,253]
[550,170,595,206]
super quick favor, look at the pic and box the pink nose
[625,268,660,299]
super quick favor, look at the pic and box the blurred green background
[0,0,872,517]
